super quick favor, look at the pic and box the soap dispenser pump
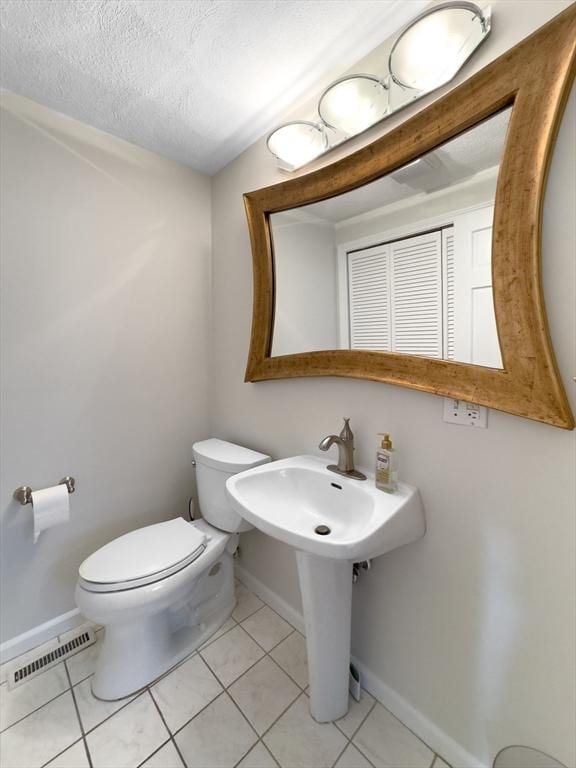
[376,433,398,493]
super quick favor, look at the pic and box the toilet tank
[192,439,271,533]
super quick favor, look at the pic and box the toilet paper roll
[32,485,70,543]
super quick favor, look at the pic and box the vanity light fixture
[266,1,491,171]
[388,1,490,91]
[318,75,389,136]
[266,121,328,171]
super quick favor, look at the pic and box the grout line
[232,603,263,622]
[239,623,296,657]
[0,682,71,734]
[134,737,173,768]
[170,689,228,739]
[369,695,438,760]
[263,689,311,739]
[232,738,281,768]
[221,688,261,747]
[199,633,294,701]
[80,739,93,768]
[197,616,239,652]
[258,601,301,634]
[147,689,187,768]
[166,646,301,756]
[163,646,288,764]
[63,661,93,768]
[232,591,265,623]
[256,688,306,742]
[81,689,146,736]
[239,611,296,653]
[352,738,377,768]
[103,613,239,697]
[232,739,262,768]
[198,654,266,691]
[228,656,302,737]
[330,737,353,768]
[260,740,281,768]
[335,695,377,741]
[265,648,306,693]
[266,637,307,690]
[39,736,86,768]
[343,738,378,768]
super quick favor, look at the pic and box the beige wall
[210,3,576,766]
[272,216,338,355]
[0,93,211,643]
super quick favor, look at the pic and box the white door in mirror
[443,398,488,427]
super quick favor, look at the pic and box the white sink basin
[226,454,425,724]
[226,455,425,560]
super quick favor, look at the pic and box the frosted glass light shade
[389,2,488,91]
[267,122,328,169]
[318,75,388,136]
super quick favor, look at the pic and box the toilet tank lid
[193,438,270,472]
[79,518,206,585]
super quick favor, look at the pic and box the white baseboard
[234,563,486,768]
[235,563,305,635]
[0,608,83,664]
[349,655,485,768]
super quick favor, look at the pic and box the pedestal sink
[226,455,425,722]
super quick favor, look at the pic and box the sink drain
[315,525,331,536]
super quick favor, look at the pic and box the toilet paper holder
[13,477,76,506]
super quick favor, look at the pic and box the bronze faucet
[318,418,367,481]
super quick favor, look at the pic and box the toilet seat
[79,518,207,593]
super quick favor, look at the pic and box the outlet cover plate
[443,398,488,427]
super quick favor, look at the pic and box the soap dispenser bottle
[375,434,398,493]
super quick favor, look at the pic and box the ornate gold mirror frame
[244,7,575,429]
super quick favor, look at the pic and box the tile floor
[0,580,451,768]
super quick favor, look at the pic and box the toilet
[75,438,270,700]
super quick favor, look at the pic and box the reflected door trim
[243,6,575,429]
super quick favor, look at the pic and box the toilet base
[91,596,234,700]
[81,535,237,701]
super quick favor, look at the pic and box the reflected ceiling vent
[390,155,443,189]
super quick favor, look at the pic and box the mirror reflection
[270,108,511,368]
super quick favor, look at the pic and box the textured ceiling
[0,0,420,174]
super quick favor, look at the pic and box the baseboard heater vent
[7,627,96,689]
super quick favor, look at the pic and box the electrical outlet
[443,398,488,428]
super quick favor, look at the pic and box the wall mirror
[244,7,575,429]
[271,108,510,368]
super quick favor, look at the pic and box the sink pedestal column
[296,551,352,722]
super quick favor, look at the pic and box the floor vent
[7,627,96,689]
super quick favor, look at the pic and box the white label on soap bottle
[377,454,389,470]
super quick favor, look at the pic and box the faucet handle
[340,417,353,442]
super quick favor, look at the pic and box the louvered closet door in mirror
[390,232,442,358]
[347,245,391,351]
[346,232,444,358]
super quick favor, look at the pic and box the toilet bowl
[75,439,270,700]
